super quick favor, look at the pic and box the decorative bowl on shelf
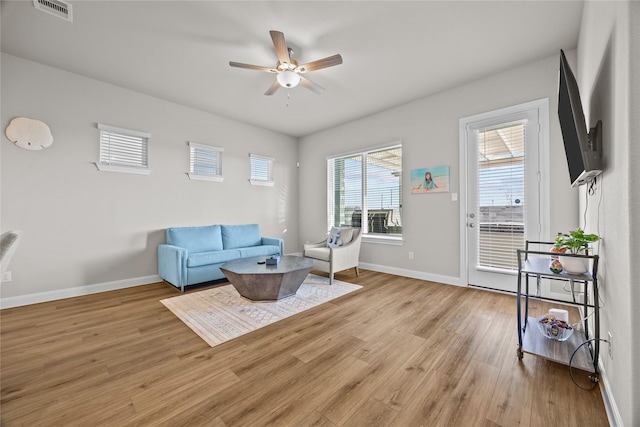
[537,314,574,341]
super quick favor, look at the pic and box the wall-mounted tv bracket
[588,120,602,155]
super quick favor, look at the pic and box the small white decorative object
[5,117,53,150]
[548,308,569,322]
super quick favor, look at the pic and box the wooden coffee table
[220,255,313,301]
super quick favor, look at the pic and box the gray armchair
[303,228,361,284]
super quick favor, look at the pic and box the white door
[461,100,548,292]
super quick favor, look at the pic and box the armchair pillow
[327,227,343,248]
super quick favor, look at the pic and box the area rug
[160,274,362,347]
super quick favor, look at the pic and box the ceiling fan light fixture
[276,70,301,88]
[229,31,342,95]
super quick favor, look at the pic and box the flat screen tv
[558,49,602,187]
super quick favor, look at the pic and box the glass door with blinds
[464,103,545,293]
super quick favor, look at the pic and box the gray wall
[298,53,578,282]
[579,1,639,425]
[1,53,299,300]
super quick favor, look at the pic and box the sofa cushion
[167,225,223,253]
[238,245,280,258]
[187,249,241,268]
[221,224,262,249]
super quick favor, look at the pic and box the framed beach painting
[410,166,450,194]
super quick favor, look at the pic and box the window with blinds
[327,143,402,237]
[249,153,274,186]
[96,124,151,175]
[476,121,526,271]
[188,142,223,182]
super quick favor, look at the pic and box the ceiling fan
[229,30,343,96]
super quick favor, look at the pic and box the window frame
[249,153,274,187]
[327,142,403,244]
[95,123,151,175]
[188,141,224,182]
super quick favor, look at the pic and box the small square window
[96,124,151,175]
[249,153,274,186]
[188,142,224,182]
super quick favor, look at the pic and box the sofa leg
[354,267,360,277]
[329,272,334,285]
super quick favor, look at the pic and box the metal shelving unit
[516,241,600,380]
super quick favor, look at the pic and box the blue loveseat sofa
[158,224,283,292]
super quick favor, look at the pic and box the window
[327,143,402,240]
[476,121,526,270]
[96,124,150,175]
[188,142,223,182]
[249,153,274,186]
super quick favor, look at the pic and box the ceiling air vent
[33,0,73,22]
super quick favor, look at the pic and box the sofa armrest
[262,237,284,255]
[158,244,188,289]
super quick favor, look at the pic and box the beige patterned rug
[160,274,362,347]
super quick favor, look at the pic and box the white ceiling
[1,1,583,138]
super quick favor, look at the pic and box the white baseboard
[598,359,624,427]
[287,253,462,287]
[357,262,462,287]
[0,274,161,309]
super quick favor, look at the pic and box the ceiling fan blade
[264,80,280,96]
[270,30,290,64]
[296,54,343,73]
[229,61,277,72]
[299,75,325,94]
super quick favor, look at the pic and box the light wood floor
[1,270,609,426]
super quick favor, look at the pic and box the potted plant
[553,228,600,273]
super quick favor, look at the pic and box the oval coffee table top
[220,255,313,275]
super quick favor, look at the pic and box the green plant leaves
[553,228,600,254]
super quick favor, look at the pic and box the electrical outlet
[608,331,613,359]
[408,251,414,260]
[1,271,11,282]
[451,192,458,201]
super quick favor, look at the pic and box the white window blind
[328,143,402,237]
[328,153,363,229]
[96,124,151,175]
[476,121,526,270]
[250,153,274,186]
[188,142,223,182]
